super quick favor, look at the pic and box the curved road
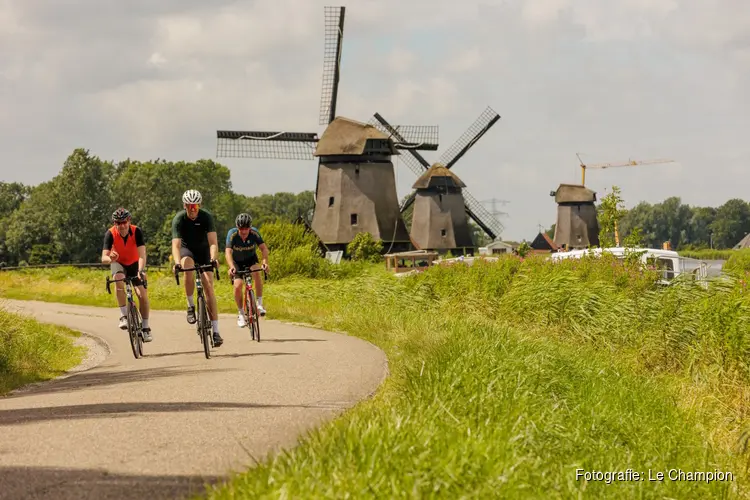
[0,299,388,500]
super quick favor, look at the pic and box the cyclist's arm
[258,242,269,267]
[225,247,235,269]
[101,231,114,264]
[170,214,182,266]
[207,231,219,262]
[135,227,147,273]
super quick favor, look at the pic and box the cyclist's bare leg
[202,271,218,321]
[134,285,150,321]
[232,277,244,311]
[180,255,196,299]
[202,271,223,345]
[113,271,126,308]
[180,255,197,324]
[113,271,128,329]
[251,264,263,301]
[134,284,153,341]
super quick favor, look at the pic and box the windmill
[214,6,440,253]
[370,107,505,255]
[549,183,599,250]
[551,154,676,250]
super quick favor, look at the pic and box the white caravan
[548,247,709,286]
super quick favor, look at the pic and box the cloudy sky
[1,0,748,241]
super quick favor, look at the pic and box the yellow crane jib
[576,154,675,186]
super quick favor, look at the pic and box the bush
[346,232,383,262]
[724,248,750,275]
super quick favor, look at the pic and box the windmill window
[439,194,443,203]
[328,196,334,207]
[351,213,358,226]
[441,229,447,237]
[355,165,360,176]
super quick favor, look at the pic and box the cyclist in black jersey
[171,189,223,347]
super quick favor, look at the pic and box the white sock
[187,295,194,307]
[211,320,219,333]
[142,318,149,329]
[238,308,244,315]
[119,306,127,316]
[257,296,263,306]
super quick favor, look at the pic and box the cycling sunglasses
[185,203,200,210]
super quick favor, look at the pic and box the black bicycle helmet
[235,213,252,228]
[112,207,131,223]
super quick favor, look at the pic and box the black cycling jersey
[171,208,216,251]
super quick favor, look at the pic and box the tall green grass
[0,305,85,395]
[1,249,749,497]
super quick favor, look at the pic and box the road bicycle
[234,267,268,342]
[105,274,147,359]
[174,261,220,359]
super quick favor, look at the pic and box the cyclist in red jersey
[101,207,152,342]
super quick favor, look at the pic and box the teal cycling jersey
[226,226,264,263]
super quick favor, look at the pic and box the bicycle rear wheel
[198,293,211,359]
[127,301,142,359]
[249,288,260,342]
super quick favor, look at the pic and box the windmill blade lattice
[216,131,319,160]
[439,106,500,168]
[369,114,432,176]
[463,189,504,240]
[319,6,346,126]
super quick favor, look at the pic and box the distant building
[529,231,559,254]
[479,240,519,255]
[734,233,750,250]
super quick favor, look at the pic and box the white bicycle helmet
[182,189,202,204]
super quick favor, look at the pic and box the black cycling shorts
[180,246,212,267]
[110,262,144,287]
[234,255,260,275]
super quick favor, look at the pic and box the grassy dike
[0,305,85,395]
[0,257,749,498]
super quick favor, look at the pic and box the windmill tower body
[215,6,438,256]
[551,183,599,249]
[312,117,410,251]
[409,163,474,253]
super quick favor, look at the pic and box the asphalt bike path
[0,299,388,500]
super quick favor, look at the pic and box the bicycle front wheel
[127,302,142,359]
[198,294,211,359]
[249,289,260,342]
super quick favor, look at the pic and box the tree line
[3,148,747,267]
[0,149,315,267]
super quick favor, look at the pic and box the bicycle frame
[106,274,146,359]
[175,262,220,359]
[234,267,267,342]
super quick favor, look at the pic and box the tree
[710,199,750,249]
[597,186,628,248]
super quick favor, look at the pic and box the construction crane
[576,153,675,186]
[575,153,676,246]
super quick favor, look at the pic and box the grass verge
[0,258,749,498]
[0,304,86,395]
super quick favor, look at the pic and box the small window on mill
[441,229,447,237]
[328,196,334,207]
[351,213,358,225]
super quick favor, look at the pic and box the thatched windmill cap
[412,163,467,189]
[314,116,396,156]
[550,183,596,204]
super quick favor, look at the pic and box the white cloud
[386,47,416,74]
[1,0,749,241]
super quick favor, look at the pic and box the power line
[481,198,510,219]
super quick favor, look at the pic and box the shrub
[346,232,383,262]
